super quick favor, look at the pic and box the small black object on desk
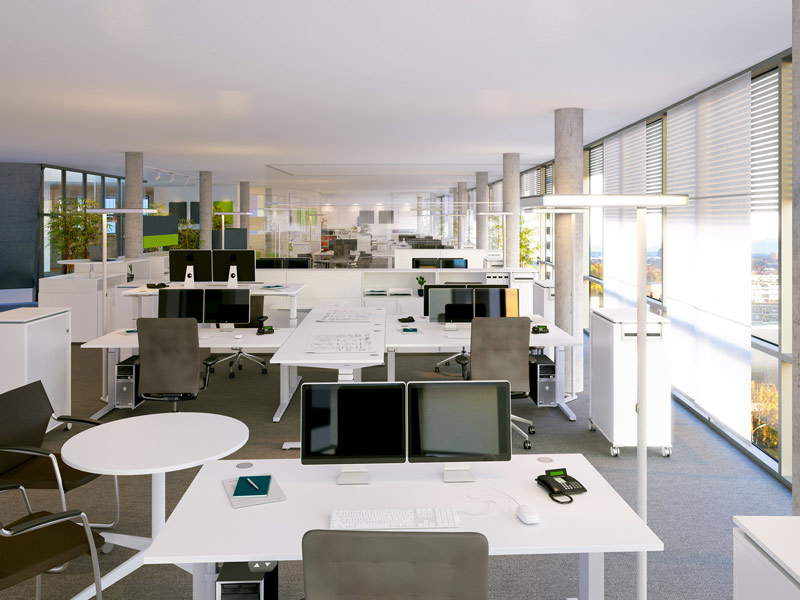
[256,315,274,335]
[147,282,168,289]
[531,324,549,334]
[398,316,415,323]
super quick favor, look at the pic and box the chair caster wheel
[528,426,536,434]
[238,364,243,371]
[261,368,268,374]
[229,373,235,379]
[229,361,234,367]
[523,441,532,450]
[434,367,440,373]
[445,361,450,366]
[101,542,114,554]
[209,367,215,374]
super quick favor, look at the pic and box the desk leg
[152,472,166,537]
[555,346,577,421]
[353,368,362,382]
[578,552,604,600]
[273,364,301,422]
[289,296,298,328]
[193,563,217,600]
[387,349,396,381]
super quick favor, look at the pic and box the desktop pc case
[529,354,556,407]
[215,561,278,600]
[114,355,144,409]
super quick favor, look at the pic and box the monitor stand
[183,265,195,288]
[444,322,458,331]
[442,463,475,483]
[227,265,238,288]
[218,323,235,332]
[337,465,369,485]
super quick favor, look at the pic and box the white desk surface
[81,327,293,351]
[733,516,800,583]
[144,453,662,564]
[61,413,248,477]
[270,306,386,368]
[385,315,581,349]
[0,306,71,324]
[121,282,306,297]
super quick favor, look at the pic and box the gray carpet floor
[0,337,790,599]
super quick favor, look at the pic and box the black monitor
[412,258,440,269]
[203,289,250,325]
[169,250,212,282]
[256,257,284,269]
[440,258,468,269]
[473,287,506,318]
[301,382,406,484]
[157,289,204,321]
[423,284,465,317]
[285,257,311,269]
[212,250,256,283]
[428,287,473,323]
[407,380,511,482]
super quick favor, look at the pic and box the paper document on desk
[222,475,286,509]
[316,309,373,322]
[306,332,374,353]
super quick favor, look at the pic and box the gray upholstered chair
[0,483,104,599]
[469,316,535,449]
[137,317,213,412]
[0,381,120,529]
[301,529,489,600]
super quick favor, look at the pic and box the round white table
[61,412,249,600]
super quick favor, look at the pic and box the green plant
[416,275,426,287]
[519,217,540,269]
[177,219,200,249]
[47,198,102,271]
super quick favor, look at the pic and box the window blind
[646,119,664,194]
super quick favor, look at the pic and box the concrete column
[792,0,800,516]
[199,171,212,249]
[416,196,424,234]
[476,171,489,250]
[554,107,585,394]
[503,153,520,268]
[457,182,468,248]
[240,181,250,231]
[448,187,456,241]
[123,151,143,258]
[429,193,436,236]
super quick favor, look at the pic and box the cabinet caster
[523,441,532,450]
[528,426,536,435]
[229,372,235,379]
[610,446,620,457]
[589,421,597,432]
[662,447,672,457]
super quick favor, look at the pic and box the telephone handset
[536,468,587,504]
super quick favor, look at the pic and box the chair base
[207,351,268,379]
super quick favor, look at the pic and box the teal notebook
[233,475,272,498]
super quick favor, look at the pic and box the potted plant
[416,275,426,296]
[47,198,102,273]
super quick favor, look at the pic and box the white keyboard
[445,331,471,339]
[330,507,460,530]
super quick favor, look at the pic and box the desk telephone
[536,468,586,504]
[531,324,549,334]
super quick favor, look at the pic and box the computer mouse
[516,505,540,525]
[233,333,243,339]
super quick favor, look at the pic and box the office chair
[468,317,536,449]
[0,381,120,530]
[0,484,104,600]
[137,317,213,412]
[205,295,269,379]
[302,529,488,600]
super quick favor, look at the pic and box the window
[588,145,604,311]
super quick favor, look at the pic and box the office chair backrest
[0,381,52,474]
[137,318,201,396]
[469,317,530,395]
[302,529,488,600]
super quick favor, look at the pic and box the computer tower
[529,354,557,407]
[114,355,144,409]
[215,562,278,600]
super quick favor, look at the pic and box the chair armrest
[2,509,84,536]
[52,416,103,427]
[0,445,54,458]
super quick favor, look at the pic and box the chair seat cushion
[0,454,99,492]
[0,511,105,590]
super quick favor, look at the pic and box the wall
[0,163,41,293]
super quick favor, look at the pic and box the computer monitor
[212,250,256,283]
[301,382,406,484]
[203,289,250,327]
[440,258,468,269]
[412,258,440,269]
[285,257,311,269]
[473,287,506,318]
[157,289,204,321]
[169,250,212,282]
[407,380,511,482]
[428,287,473,323]
[423,284,465,317]
[256,257,284,269]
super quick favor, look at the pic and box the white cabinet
[0,308,71,430]
[734,517,800,600]
[589,308,671,457]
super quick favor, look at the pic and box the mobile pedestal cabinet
[589,307,672,457]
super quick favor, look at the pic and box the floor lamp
[86,207,156,419]
[520,193,687,600]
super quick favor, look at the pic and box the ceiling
[0,1,790,201]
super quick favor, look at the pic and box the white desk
[82,327,294,420]
[385,314,582,420]
[733,516,800,599]
[144,454,662,600]
[61,413,248,600]
[270,307,386,423]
